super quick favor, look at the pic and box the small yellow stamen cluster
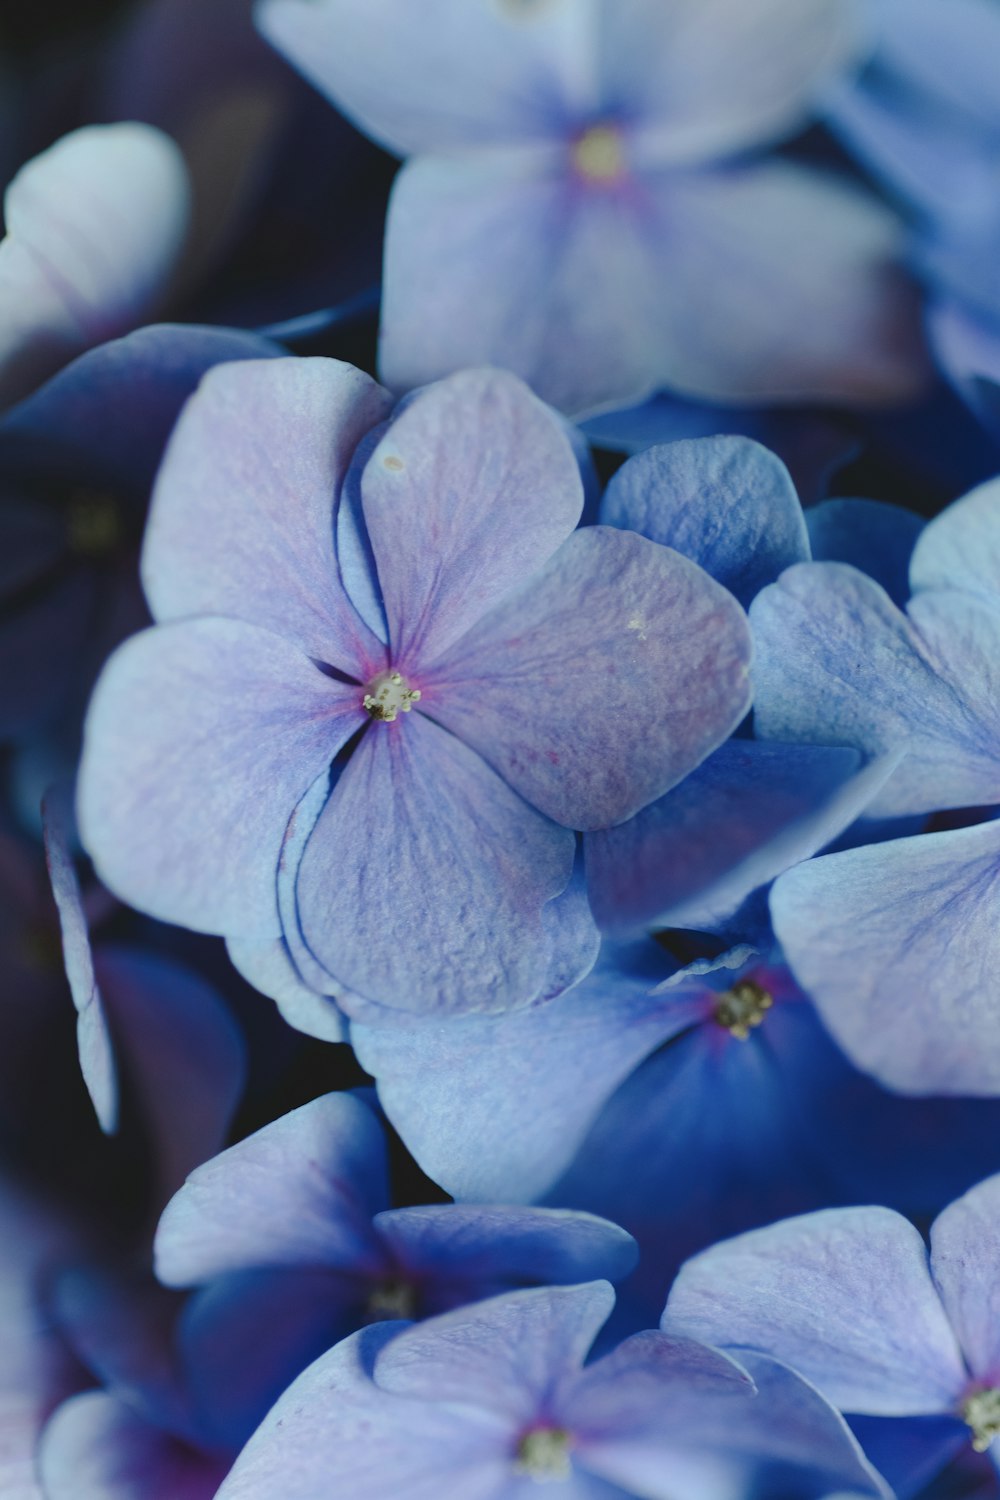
[572,124,625,182]
[366,1278,417,1321]
[963,1388,1000,1451]
[714,979,773,1041]
[67,490,121,556]
[363,671,422,723]
[515,1428,572,1483]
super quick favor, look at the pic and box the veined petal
[930,1174,1000,1383]
[143,356,391,666]
[78,619,364,937]
[909,475,1000,601]
[425,526,751,831]
[0,125,190,408]
[297,713,574,1014]
[360,368,582,665]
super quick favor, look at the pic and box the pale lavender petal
[275,768,360,1005]
[807,497,925,608]
[606,0,864,165]
[930,1173,1000,1381]
[599,435,809,608]
[143,356,391,666]
[0,125,190,407]
[374,1284,615,1422]
[770,819,1000,1094]
[427,526,751,831]
[586,742,901,936]
[78,618,364,937]
[39,1392,226,1500]
[351,943,702,1202]
[42,792,117,1132]
[256,0,591,156]
[361,368,582,665]
[154,1092,389,1286]
[875,0,1000,132]
[94,947,247,1197]
[215,1323,515,1500]
[665,1208,969,1413]
[298,714,575,1015]
[226,935,348,1043]
[374,1206,637,1293]
[751,564,1000,817]
[909,475,1000,601]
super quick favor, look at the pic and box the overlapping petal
[39,1391,226,1500]
[807,498,924,608]
[930,1174,1000,1383]
[909,475,1000,601]
[78,618,364,937]
[425,526,751,831]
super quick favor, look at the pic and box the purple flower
[665,1171,1000,1496]
[215,1281,890,1499]
[78,359,751,1016]
[257,0,925,415]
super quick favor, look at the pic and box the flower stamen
[515,1427,572,1482]
[363,671,421,723]
[714,979,773,1041]
[963,1388,1000,1451]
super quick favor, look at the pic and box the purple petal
[930,1174,1000,1382]
[215,1323,514,1500]
[374,1206,637,1297]
[0,323,283,495]
[599,435,809,608]
[39,1392,226,1500]
[94,947,246,1197]
[807,497,925,608]
[154,1092,389,1286]
[610,0,863,164]
[427,526,751,831]
[297,714,575,1015]
[361,367,583,665]
[78,618,364,937]
[751,564,1000,817]
[256,0,588,156]
[770,819,1000,1094]
[664,1207,969,1414]
[0,125,190,407]
[351,943,700,1202]
[374,1284,615,1422]
[909,475,1000,602]
[586,741,901,936]
[143,356,391,665]
[226,935,348,1043]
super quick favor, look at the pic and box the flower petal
[909,475,1000,602]
[426,526,751,830]
[143,356,391,666]
[39,1392,226,1500]
[665,1207,969,1414]
[297,714,574,1014]
[770,819,1000,1094]
[600,435,809,608]
[930,1173,1000,1383]
[78,618,364,937]
[360,368,583,665]
[226,935,348,1043]
[0,125,190,408]
[806,497,924,608]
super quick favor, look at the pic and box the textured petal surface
[426,526,751,831]
[155,1092,388,1286]
[931,1174,1000,1382]
[39,1392,226,1500]
[600,435,809,608]
[256,0,591,156]
[78,619,363,937]
[752,564,1000,816]
[806,498,925,608]
[215,1323,515,1500]
[0,125,190,407]
[909,475,1000,601]
[143,356,391,666]
[770,819,1000,1094]
[585,742,899,936]
[374,1284,615,1421]
[360,368,582,665]
[297,714,574,1014]
[352,942,701,1202]
[665,1208,969,1414]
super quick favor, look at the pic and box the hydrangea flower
[78,359,752,1016]
[664,1171,1000,1498]
[215,1281,890,1499]
[257,0,925,415]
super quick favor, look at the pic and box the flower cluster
[4,2,1000,1498]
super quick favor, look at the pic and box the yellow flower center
[362,671,421,723]
[515,1428,572,1482]
[963,1388,1000,1451]
[714,979,773,1041]
[571,124,625,183]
